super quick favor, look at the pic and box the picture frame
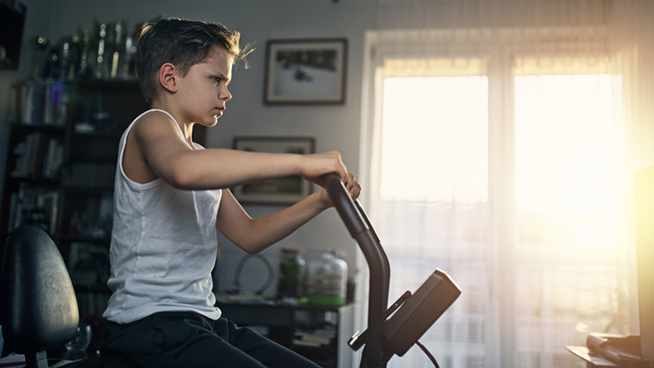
[264,38,347,104]
[232,137,316,204]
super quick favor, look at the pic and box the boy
[100,18,360,368]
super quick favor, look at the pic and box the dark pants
[101,312,322,368]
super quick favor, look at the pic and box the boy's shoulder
[130,109,179,138]
[135,109,176,125]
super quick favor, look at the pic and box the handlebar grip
[324,173,369,238]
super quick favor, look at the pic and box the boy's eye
[213,76,230,85]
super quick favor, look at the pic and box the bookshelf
[1,78,148,321]
[2,78,209,356]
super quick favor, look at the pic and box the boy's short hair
[136,17,251,104]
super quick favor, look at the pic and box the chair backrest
[1,224,79,354]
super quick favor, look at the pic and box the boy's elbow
[242,246,259,255]
[164,157,199,189]
[240,240,263,255]
[168,171,195,189]
[234,238,265,255]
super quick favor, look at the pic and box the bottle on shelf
[306,250,348,307]
[278,248,306,299]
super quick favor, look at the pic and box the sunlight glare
[514,75,617,223]
[380,76,489,203]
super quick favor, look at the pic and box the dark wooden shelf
[59,234,110,243]
[72,131,123,139]
[60,186,114,194]
[7,123,66,135]
[73,284,111,293]
[64,155,118,164]
[73,78,139,88]
[7,175,59,185]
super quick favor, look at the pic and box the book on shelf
[26,131,47,176]
[292,339,325,348]
[10,132,32,176]
[7,183,59,235]
[7,192,18,234]
[292,328,336,347]
[42,137,64,177]
[10,131,63,178]
[20,79,69,126]
[20,80,43,126]
[41,191,59,236]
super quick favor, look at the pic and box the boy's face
[176,47,234,127]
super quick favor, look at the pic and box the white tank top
[103,109,223,324]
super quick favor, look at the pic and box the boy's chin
[200,117,219,127]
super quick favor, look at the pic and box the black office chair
[1,225,103,368]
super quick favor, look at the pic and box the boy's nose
[220,88,232,101]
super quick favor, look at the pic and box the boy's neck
[147,102,196,148]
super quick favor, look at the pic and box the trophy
[46,46,59,79]
[31,36,48,78]
[120,31,135,79]
[121,22,145,80]
[58,38,71,80]
[94,20,108,79]
[78,27,92,78]
[109,18,129,79]
[62,35,80,80]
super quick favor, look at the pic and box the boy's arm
[131,113,348,189]
[216,174,360,254]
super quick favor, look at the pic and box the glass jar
[277,248,306,299]
[307,251,348,307]
[64,321,91,360]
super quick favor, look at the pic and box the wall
[0,0,376,295]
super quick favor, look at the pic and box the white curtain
[358,1,654,368]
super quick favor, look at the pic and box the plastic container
[277,248,306,299]
[307,251,348,307]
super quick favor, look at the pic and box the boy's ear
[159,63,178,93]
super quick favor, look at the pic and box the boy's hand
[300,151,348,186]
[317,172,361,208]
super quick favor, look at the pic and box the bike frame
[324,174,390,368]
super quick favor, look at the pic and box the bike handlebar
[323,173,390,368]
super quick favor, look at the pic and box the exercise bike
[323,173,462,368]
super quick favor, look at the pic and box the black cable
[230,254,274,295]
[416,341,440,368]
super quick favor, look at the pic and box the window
[513,73,626,367]
[370,59,491,368]
[379,76,488,203]
[364,32,632,368]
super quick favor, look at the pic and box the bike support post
[324,174,390,368]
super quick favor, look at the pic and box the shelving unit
[1,78,148,321]
[217,302,355,368]
[1,123,65,239]
[2,77,210,356]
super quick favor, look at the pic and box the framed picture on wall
[232,137,316,204]
[264,38,347,104]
